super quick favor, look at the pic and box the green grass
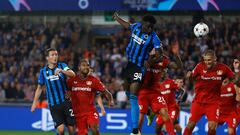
[0,131,154,135]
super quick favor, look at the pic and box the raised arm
[113,12,130,29]
[31,85,43,112]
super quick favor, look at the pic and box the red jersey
[191,62,234,103]
[67,75,105,116]
[159,79,179,107]
[219,82,237,114]
[140,56,169,94]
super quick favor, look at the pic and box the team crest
[165,84,170,89]
[144,35,148,39]
[86,81,92,85]
[203,70,207,74]
[74,81,77,84]
[158,62,163,66]
[217,70,223,75]
[227,87,231,92]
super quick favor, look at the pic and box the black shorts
[122,62,144,83]
[50,101,75,128]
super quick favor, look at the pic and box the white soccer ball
[193,22,209,37]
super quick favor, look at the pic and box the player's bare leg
[183,121,196,135]
[89,124,100,135]
[158,108,175,135]
[208,121,217,135]
[174,124,182,135]
[228,127,236,135]
[138,113,145,132]
[146,109,155,126]
[57,124,65,135]
[67,125,75,135]
[155,124,163,135]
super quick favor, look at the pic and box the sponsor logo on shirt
[47,75,59,81]
[132,33,146,45]
[220,93,234,97]
[161,90,171,95]
[72,87,91,92]
[200,76,222,80]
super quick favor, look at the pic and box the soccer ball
[193,22,209,37]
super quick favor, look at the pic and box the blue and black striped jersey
[38,62,69,106]
[126,22,161,67]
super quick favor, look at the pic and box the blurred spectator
[0,85,6,101]
[116,86,128,109]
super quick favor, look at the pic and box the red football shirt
[219,82,237,113]
[67,75,105,116]
[140,56,169,94]
[159,79,179,107]
[191,62,234,103]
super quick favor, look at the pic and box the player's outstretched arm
[31,85,43,112]
[113,12,130,29]
[55,68,76,77]
[102,90,114,107]
[96,95,106,116]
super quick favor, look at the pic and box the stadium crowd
[0,16,239,108]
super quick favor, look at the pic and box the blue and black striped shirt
[126,22,161,67]
[38,62,69,106]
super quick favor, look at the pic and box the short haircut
[142,15,157,25]
[202,49,216,57]
[45,48,57,57]
[79,59,90,66]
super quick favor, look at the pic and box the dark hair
[45,48,57,57]
[175,75,184,80]
[79,59,90,66]
[142,15,157,25]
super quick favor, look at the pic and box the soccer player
[31,48,76,135]
[113,12,163,135]
[183,50,240,135]
[217,78,239,135]
[138,44,182,135]
[156,76,185,135]
[67,59,114,135]
[233,57,240,127]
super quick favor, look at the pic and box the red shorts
[189,101,219,123]
[156,104,180,125]
[138,90,167,114]
[76,111,99,135]
[218,110,237,128]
